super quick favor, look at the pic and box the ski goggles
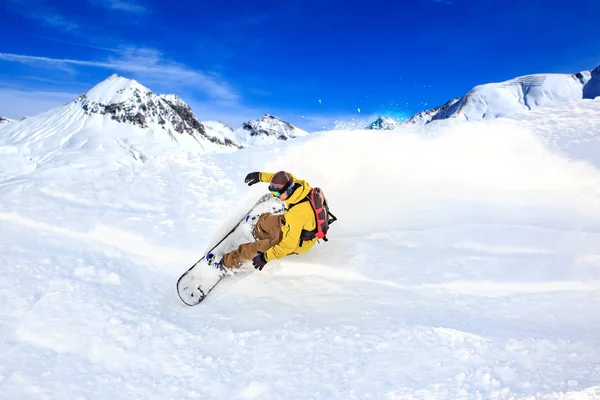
[269,181,292,197]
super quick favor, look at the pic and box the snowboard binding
[205,253,227,273]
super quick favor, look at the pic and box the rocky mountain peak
[83,74,148,104]
[404,97,463,125]
[236,114,308,143]
[72,74,237,148]
[366,116,400,130]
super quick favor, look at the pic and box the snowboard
[176,194,286,306]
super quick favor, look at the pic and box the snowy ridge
[202,120,238,144]
[0,116,15,124]
[404,97,462,125]
[234,114,309,146]
[454,73,589,120]
[157,94,188,109]
[399,65,600,125]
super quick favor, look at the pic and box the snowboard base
[176,256,227,306]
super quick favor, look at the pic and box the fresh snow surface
[1,99,600,399]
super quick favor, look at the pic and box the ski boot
[244,213,260,229]
[243,214,261,240]
[205,253,228,273]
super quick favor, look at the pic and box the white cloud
[89,0,148,14]
[0,49,239,102]
[0,88,80,120]
[6,0,78,31]
[29,34,125,54]
[39,14,79,31]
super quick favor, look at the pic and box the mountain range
[3,65,600,154]
[366,64,600,129]
[0,74,309,161]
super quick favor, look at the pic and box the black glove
[252,252,268,271]
[244,172,260,186]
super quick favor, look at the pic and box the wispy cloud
[0,49,239,102]
[5,0,78,31]
[89,0,148,14]
[28,34,126,54]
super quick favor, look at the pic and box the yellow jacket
[258,172,317,262]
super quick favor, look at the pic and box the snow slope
[1,98,600,399]
[0,117,15,124]
[403,66,600,125]
[202,120,239,145]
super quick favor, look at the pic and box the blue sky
[1,0,599,130]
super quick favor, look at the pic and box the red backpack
[290,187,337,244]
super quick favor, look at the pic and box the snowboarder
[215,171,320,271]
[178,170,336,305]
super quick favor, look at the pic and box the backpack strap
[287,188,337,246]
[287,189,317,247]
[327,211,337,226]
[287,187,310,210]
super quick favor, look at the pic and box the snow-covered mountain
[403,97,462,125]
[404,65,600,125]
[366,116,401,130]
[0,75,314,160]
[202,120,238,144]
[0,75,242,165]
[75,74,238,149]
[234,114,309,146]
[0,116,15,124]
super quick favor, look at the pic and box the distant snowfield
[1,99,600,399]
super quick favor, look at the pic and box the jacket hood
[283,180,312,208]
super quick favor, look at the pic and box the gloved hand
[244,172,260,186]
[252,252,268,271]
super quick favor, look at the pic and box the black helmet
[269,171,294,197]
